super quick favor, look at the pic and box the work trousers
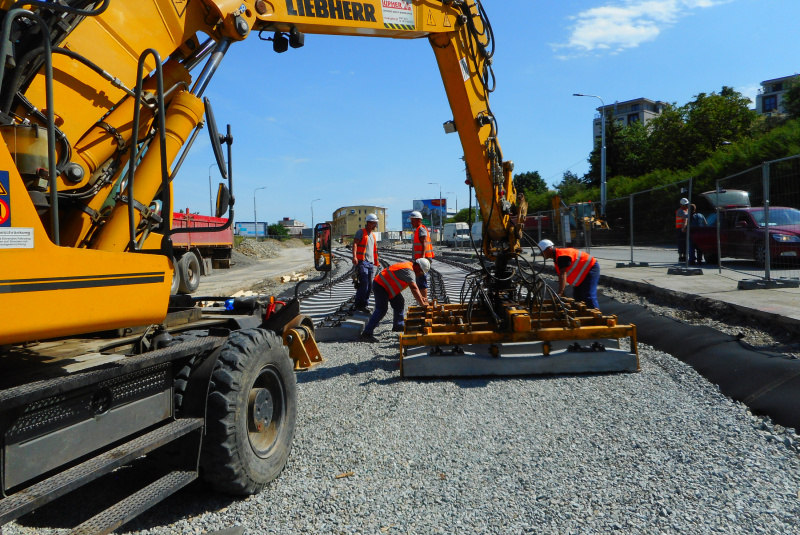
[363,283,405,335]
[573,262,601,310]
[354,261,374,308]
[676,229,686,260]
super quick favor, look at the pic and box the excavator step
[401,340,639,378]
[0,418,203,526]
[69,470,197,535]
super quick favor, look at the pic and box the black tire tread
[201,329,296,495]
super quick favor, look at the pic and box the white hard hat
[366,213,379,223]
[409,211,422,219]
[680,198,689,205]
[415,258,431,273]
[538,239,554,252]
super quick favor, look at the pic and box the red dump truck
[171,209,234,293]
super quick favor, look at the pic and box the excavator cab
[314,222,332,272]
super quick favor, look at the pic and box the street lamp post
[446,191,459,245]
[208,163,216,216]
[573,93,606,216]
[428,182,442,243]
[254,186,268,239]
[446,191,458,213]
[311,198,321,229]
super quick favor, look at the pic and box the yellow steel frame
[398,298,640,373]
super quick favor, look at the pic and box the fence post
[629,194,634,265]
[714,181,722,273]
[763,162,771,282]
[538,211,542,243]
[684,178,692,267]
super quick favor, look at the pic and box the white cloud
[554,0,731,57]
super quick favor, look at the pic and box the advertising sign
[235,222,267,237]
[413,199,446,229]
[401,210,413,231]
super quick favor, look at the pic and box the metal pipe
[182,37,216,73]
[191,39,232,97]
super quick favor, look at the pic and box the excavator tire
[201,328,297,495]
[178,252,201,294]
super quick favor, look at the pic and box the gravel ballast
[5,279,800,534]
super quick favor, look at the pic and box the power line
[545,157,586,184]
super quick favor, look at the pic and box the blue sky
[174,0,800,231]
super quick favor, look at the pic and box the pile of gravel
[236,238,308,260]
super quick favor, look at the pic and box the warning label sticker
[0,170,8,227]
[459,57,470,81]
[0,199,8,225]
[381,0,414,30]
[0,227,34,249]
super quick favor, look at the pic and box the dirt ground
[195,238,316,297]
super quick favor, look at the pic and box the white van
[443,222,470,247]
[471,221,482,246]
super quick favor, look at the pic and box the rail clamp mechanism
[398,297,639,378]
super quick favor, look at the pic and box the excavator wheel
[201,328,297,495]
[178,252,201,294]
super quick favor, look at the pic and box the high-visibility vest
[413,226,435,260]
[554,248,597,286]
[354,230,378,263]
[675,208,688,229]
[375,262,414,298]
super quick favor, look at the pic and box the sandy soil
[195,240,316,297]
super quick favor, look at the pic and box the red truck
[690,191,800,265]
[171,209,234,293]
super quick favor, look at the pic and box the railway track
[295,247,478,327]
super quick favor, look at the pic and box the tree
[647,102,692,170]
[683,86,756,164]
[614,120,653,177]
[513,171,547,195]
[555,170,585,203]
[445,207,479,224]
[782,76,800,120]
[267,223,289,239]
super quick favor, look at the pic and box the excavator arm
[0,0,521,344]
[0,0,636,383]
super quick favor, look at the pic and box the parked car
[692,206,800,264]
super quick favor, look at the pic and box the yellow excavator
[0,1,637,530]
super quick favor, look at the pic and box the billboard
[235,221,267,237]
[412,199,446,229]
[401,210,414,231]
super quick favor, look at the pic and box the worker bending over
[360,259,430,342]
[409,211,435,301]
[351,213,380,312]
[538,240,601,310]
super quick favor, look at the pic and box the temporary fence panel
[626,180,692,266]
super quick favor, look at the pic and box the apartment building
[332,205,387,239]
[755,75,798,116]
[590,97,667,141]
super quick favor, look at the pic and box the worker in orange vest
[360,259,430,342]
[351,213,380,312]
[409,211,435,301]
[538,239,601,310]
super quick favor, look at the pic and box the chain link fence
[524,155,800,286]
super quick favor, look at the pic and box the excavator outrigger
[0,0,636,531]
